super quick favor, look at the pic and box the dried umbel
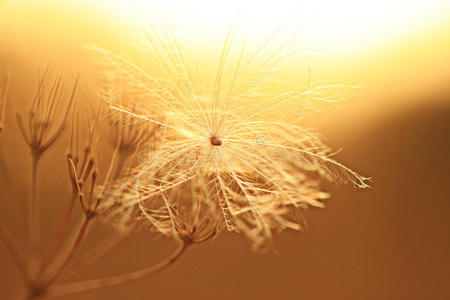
[0,69,195,299]
[135,170,222,243]
[91,18,370,249]
[65,104,139,232]
[0,13,371,300]
[35,103,141,291]
[98,77,163,179]
[15,67,78,260]
[16,68,77,160]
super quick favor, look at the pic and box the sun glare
[102,0,450,55]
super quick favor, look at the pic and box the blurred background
[1,0,449,299]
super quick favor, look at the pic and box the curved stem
[41,216,93,287]
[47,241,189,298]
[60,230,129,281]
[38,191,77,275]
[0,218,33,290]
[113,150,130,180]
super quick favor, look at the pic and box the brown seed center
[210,136,222,146]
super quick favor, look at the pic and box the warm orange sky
[0,0,449,112]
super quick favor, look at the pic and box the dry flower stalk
[36,107,97,277]
[0,78,157,299]
[0,72,9,135]
[47,240,189,297]
[15,67,77,261]
[0,219,34,291]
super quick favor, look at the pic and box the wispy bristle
[16,67,78,158]
[89,15,369,250]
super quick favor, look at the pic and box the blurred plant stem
[0,73,9,135]
[47,240,190,298]
[40,216,94,287]
[37,190,78,276]
[29,151,42,271]
[0,219,34,292]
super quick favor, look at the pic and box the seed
[210,136,222,146]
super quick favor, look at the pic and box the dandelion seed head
[90,15,370,249]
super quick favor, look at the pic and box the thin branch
[0,218,33,289]
[16,70,78,266]
[0,72,9,135]
[61,229,131,281]
[67,157,89,213]
[47,241,189,298]
[29,151,42,267]
[37,190,77,276]
[40,216,93,287]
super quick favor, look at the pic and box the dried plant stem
[38,191,77,275]
[61,229,130,281]
[0,73,9,135]
[29,152,42,267]
[47,241,189,298]
[113,151,130,180]
[41,216,94,287]
[0,218,33,290]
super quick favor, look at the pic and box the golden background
[1,1,449,299]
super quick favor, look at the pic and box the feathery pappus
[91,16,370,249]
